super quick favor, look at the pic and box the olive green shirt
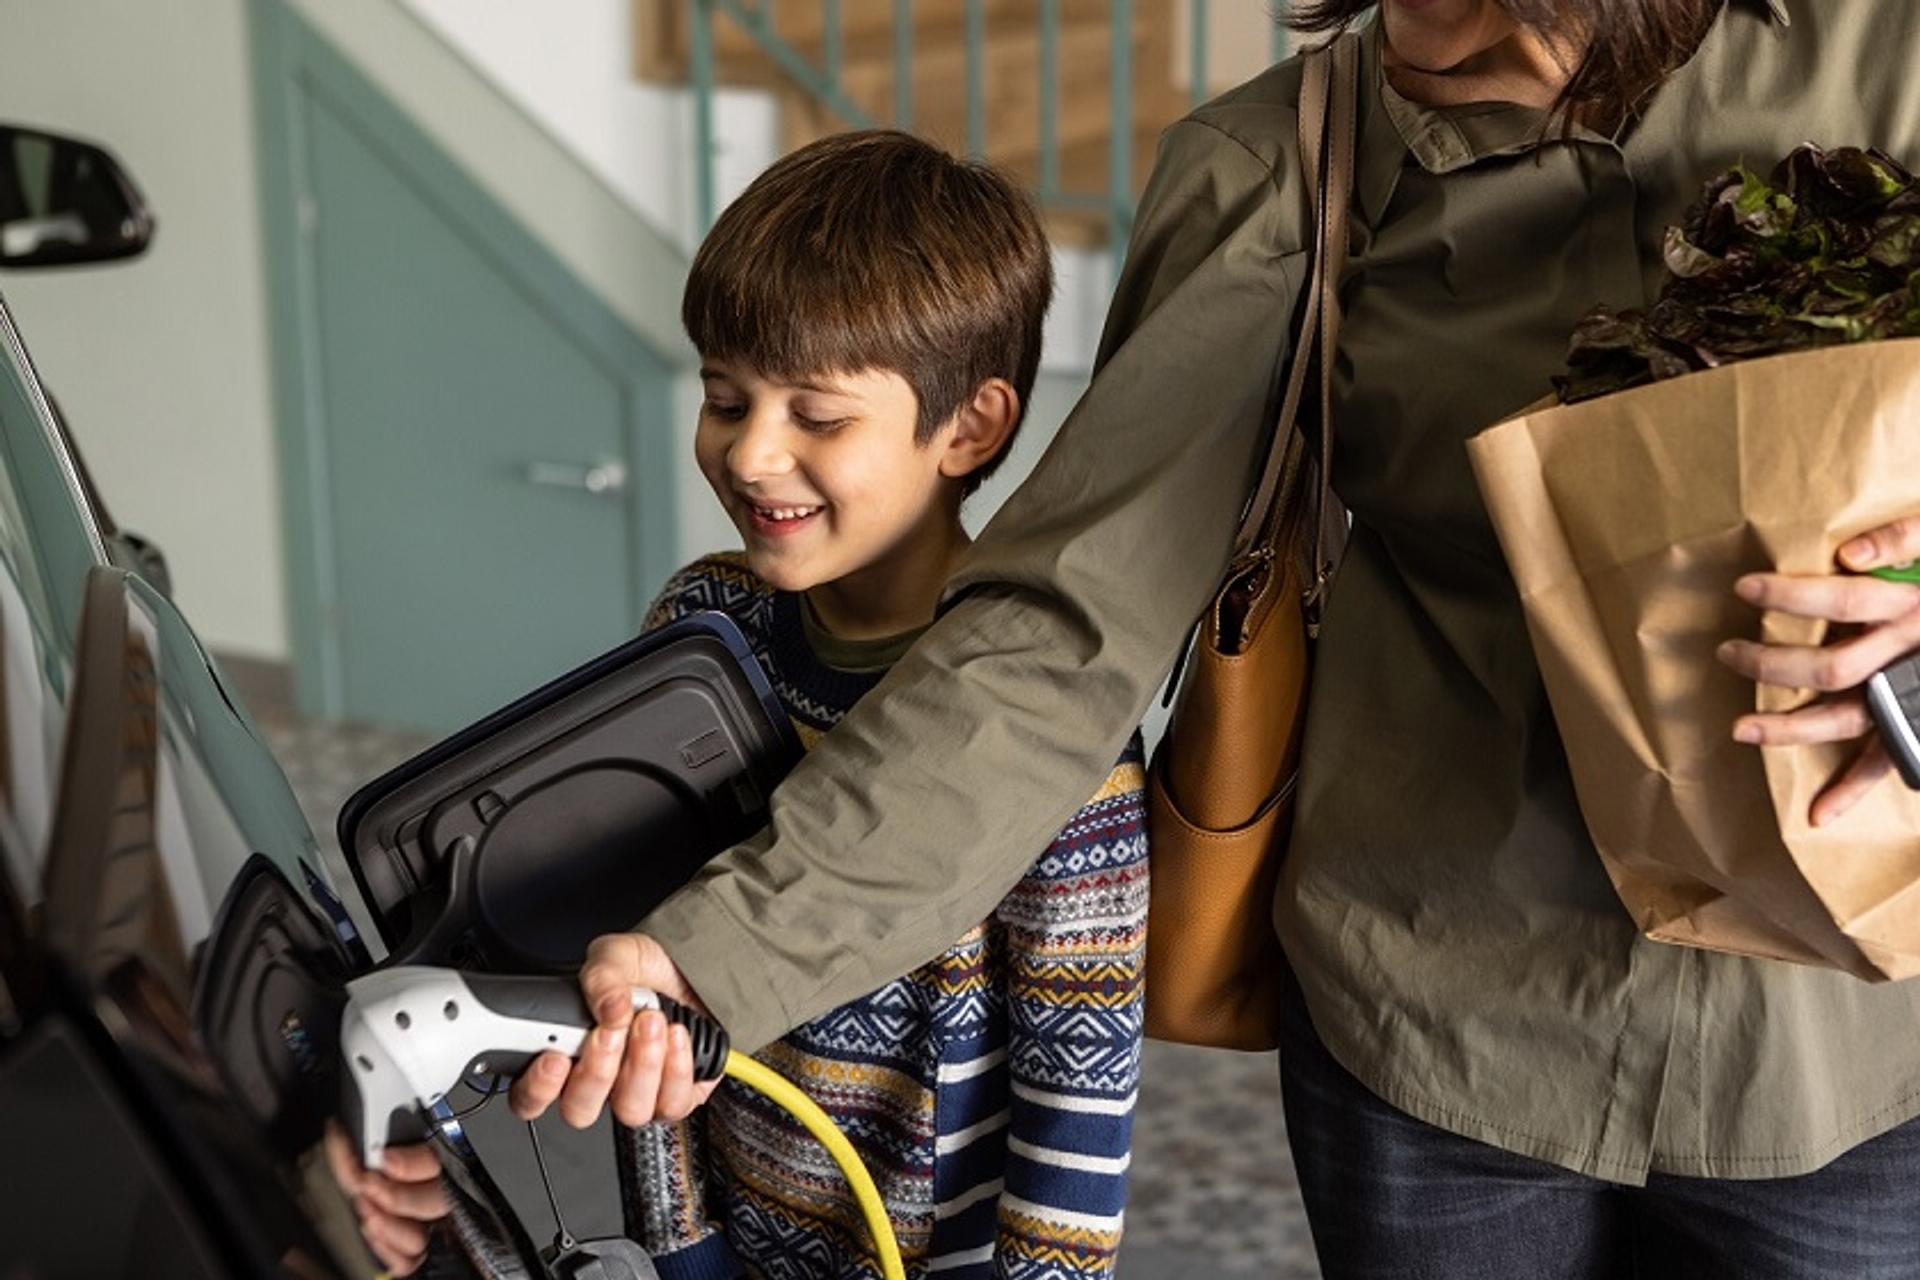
[647,0,1920,1183]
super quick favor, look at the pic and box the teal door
[262,27,680,733]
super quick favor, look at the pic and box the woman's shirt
[645,0,1920,1183]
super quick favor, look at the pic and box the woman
[503,2,1920,1276]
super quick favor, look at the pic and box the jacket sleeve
[645,96,1314,1053]
[992,737,1149,1277]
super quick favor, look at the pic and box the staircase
[633,0,1193,248]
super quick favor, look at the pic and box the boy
[337,129,1147,1280]
[623,128,1147,1279]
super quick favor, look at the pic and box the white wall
[0,0,284,659]
[398,0,764,259]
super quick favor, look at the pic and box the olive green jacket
[648,0,1920,1182]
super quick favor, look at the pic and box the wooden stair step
[638,0,1126,86]
[634,0,1184,242]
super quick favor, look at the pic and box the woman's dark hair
[1288,0,1725,127]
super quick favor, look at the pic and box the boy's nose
[727,412,793,483]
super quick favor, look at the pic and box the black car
[0,123,807,1280]
[0,123,377,1279]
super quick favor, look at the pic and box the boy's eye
[793,412,848,434]
[702,400,746,421]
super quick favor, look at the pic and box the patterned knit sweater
[620,552,1148,1280]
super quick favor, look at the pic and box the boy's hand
[1716,515,1920,826]
[322,1120,448,1277]
[508,932,721,1129]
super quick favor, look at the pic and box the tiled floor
[245,680,1321,1279]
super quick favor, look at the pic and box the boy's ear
[938,378,1020,480]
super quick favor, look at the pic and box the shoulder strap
[1235,31,1359,584]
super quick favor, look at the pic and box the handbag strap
[1235,33,1360,612]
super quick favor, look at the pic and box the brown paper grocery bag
[1467,339,1920,981]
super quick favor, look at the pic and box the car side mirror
[0,125,154,269]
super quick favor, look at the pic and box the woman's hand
[1716,516,1920,826]
[322,1121,448,1277]
[507,932,722,1129]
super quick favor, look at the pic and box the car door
[0,129,374,1272]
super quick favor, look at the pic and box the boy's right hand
[508,931,721,1129]
[322,1120,448,1277]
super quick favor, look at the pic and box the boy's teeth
[759,504,817,521]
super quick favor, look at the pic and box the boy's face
[695,360,974,628]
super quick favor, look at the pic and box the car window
[0,301,104,901]
[0,304,104,633]
[0,537,56,906]
[0,319,73,663]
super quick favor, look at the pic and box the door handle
[523,459,628,496]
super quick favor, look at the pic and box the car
[0,123,806,1280]
[0,123,378,1278]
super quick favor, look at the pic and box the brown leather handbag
[1142,33,1357,1051]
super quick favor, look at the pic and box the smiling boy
[618,129,1149,1279]
[333,128,1146,1280]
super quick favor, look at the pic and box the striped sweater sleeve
[991,734,1150,1278]
[615,554,756,1278]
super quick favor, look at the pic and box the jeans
[1278,973,1920,1280]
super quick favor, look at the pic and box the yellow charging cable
[721,1050,906,1280]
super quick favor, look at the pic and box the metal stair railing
[683,0,1292,278]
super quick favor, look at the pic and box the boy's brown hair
[682,128,1053,494]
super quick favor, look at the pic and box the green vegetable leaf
[1558,143,1920,403]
